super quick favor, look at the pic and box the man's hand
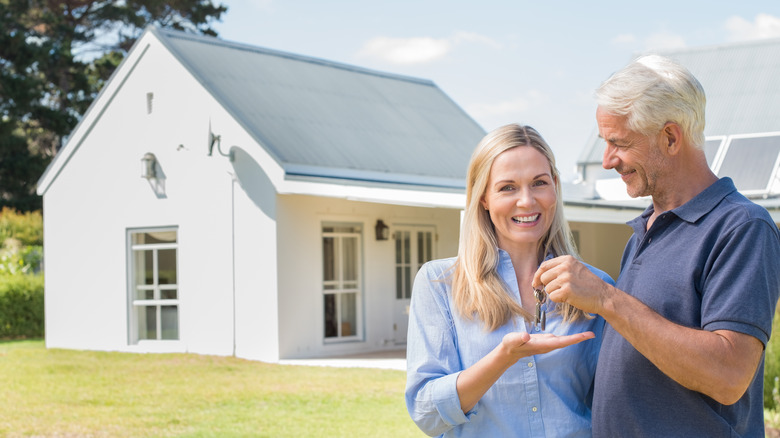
[532,255,613,313]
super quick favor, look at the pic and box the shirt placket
[522,355,545,436]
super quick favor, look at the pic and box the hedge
[0,274,44,338]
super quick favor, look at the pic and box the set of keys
[533,286,547,331]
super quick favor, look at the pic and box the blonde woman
[405,124,614,437]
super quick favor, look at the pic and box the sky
[211,1,780,181]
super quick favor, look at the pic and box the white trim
[37,28,163,194]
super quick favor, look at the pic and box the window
[322,224,362,341]
[395,227,435,300]
[128,229,179,343]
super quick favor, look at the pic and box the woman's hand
[500,330,595,359]
[457,330,595,413]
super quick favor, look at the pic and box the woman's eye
[532,180,548,187]
[500,185,515,192]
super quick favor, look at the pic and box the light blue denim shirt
[405,250,614,437]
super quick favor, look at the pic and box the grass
[0,340,425,437]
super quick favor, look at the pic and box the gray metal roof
[152,27,486,189]
[578,37,780,166]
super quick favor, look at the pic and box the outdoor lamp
[141,153,157,180]
[375,219,390,241]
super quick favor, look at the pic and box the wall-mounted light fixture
[207,129,234,161]
[375,219,390,241]
[141,152,157,180]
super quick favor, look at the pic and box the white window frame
[322,224,363,343]
[395,225,436,300]
[127,227,180,344]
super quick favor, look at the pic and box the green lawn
[0,340,424,437]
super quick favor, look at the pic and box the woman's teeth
[512,214,539,223]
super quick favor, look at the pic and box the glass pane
[161,306,178,340]
[425,232,432,263]
[395,234,402,264]
[341,293,357,337]
[134,250,154,285]
[404,266,411,299]
[158,249,177,285]
[343,237,358,282]
[403,232,411,263]
[396,267,403,299]
[161,288,177,300]
[133,231,177,245]
[136,288,154,300]
[324,294,337,338]
[323,237,335,282]
[138,306,156,340]
[417,232,424,264]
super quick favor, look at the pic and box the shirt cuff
[433,371,472,427]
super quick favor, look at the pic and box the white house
[36,26,486,362]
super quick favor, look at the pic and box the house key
[533,286,547,331]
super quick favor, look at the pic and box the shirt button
[527,362,534,368]
[532,407,538,412]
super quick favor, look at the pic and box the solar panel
[716,133,780,197]
[703,137,725,170]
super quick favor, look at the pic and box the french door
[394,226,435,344]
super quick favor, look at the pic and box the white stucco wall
[275,194,461,360]
[230,147,281,362]
[41,34,261,357]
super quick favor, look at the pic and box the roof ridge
[150,25,436,86]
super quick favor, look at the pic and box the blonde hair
[450,124,587,331]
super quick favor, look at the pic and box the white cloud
[725,13,780,41]
[357,32,499,65]
[643,31,686,51]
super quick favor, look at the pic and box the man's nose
[602,142,619,170]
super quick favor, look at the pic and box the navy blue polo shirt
[593,178,780,438]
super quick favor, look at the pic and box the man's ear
[662,122,683,155]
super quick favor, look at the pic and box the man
[534,54,780,436]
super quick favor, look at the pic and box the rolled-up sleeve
[405,260,473,436]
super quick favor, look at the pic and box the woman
[405,124,614,437]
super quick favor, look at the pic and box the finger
[533,257,561,288]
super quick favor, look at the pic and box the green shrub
[0,274,44,338]
[0,207,43,246]
[765,309,780,409]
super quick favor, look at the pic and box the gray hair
[595,54,706,148]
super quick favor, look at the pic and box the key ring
[533,286,547,331]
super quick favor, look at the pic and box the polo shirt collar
[633,177,737,225]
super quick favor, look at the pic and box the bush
[766,310,780,409]
[0,274,44,338]
[0,207,43,246]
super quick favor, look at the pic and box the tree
[0,0,227,211]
